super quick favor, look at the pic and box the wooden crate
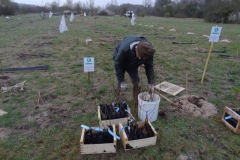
[80,124,117,154]
[98,106,131,127]
[221,107,240,134]
[118,121,157,151]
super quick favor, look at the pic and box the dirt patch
[220,39,230,43]
[10,101,93,137]
[0,128,11,139]
[24,101,94,129]
[0,76,9,80]
[0,75,18,88]
[0,77,9,87]
[174,51,185,55]
[193,47,207,53]
[187,57,204,64]
[27,103,70,129]
[43,93,58,101]
[176,95,218,118]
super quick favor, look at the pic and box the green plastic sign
[209,26,222,42]
[84,57,94,72]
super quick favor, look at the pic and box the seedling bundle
[83,126,114,144]
[100,101,128,119]
[124,119,154,140]
[119,119,157,151]
[98,101,131,127]
[80,124,118,154]
[222,107,240,134]
[80,101,158,154]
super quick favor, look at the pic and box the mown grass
[0,14,240,159]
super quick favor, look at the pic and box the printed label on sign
[209,26,222,42]
[84,57,94,72]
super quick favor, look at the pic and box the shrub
[138,12,145,17]
[98,10,108,16]
[164,12,171,18]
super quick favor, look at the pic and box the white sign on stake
[84,57,94,72]
[209,26,222,42]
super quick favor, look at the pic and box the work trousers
[116,68,141,107]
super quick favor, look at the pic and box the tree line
[1,0,240,24]
[153,0,240,23]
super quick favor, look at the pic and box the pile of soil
[175,95,218,118]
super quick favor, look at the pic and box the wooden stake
[186,72,188,102]
[88,72,90,84]
[0,59,2,75]
[37,89,44,106]
[154,90,181,108]
[237,50,238,59]
[37,91,40,106]
[201,42,214,83]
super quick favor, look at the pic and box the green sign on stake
[201,26,222,83]
[84,57,94,84]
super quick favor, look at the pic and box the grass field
[0,14,240,160]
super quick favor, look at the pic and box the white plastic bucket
[138,92,161,122]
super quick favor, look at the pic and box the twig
[1,80,26,93]
[37,89,44,106]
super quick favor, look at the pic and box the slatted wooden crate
[221,107,240,134]
[155,81,185,96]
[98,106,131,127]
[80,124,117,154]
[118,121,157,151]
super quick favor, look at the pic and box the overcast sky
[13,0,143,7]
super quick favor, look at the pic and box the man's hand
[120,81,127,90]
[148,84,155,93]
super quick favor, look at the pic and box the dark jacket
[113,35,154,84]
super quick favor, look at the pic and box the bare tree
[84,0,89,9]
[142,0,153,8]
[0,0,15,15]
[154,0,172,16]
[74,1,82,14]
[63,0,73,9]
[82,2,87,10]
[45,2,51,8]
[88,0,95,10]
[114,0,118,6]
[142,0,154,16]
[50,0,60,12]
